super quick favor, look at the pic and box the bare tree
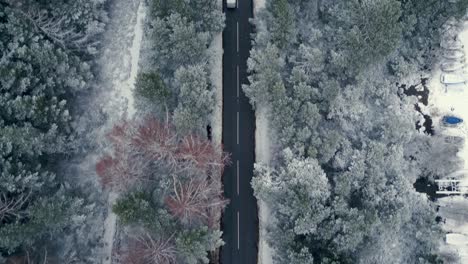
[96,121,151,192]
[95,151,149,192]
[132,117,179,170]
[165,174,228,225]
[122,233,177,264]
[176,135,229,173]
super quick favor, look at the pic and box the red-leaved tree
[132,117,178,170]
[96,122,148,192]
[96,116,230,224]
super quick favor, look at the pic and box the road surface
[221,0,258,263]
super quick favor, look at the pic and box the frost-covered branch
[0,192,30,221]
[12,7,98,51]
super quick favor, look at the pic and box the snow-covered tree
[173,64,214,133]
[0,1,105,260]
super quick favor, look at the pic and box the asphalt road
[220,0,258,263]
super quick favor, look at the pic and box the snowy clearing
[426,14,468,263]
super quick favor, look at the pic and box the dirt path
[97,0,146,263]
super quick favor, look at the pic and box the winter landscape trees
[96,117,229,264]
[96,0,227,262]
[3,0,465,262]
[135,0,223,134]
[247,0,468,263]
[0,0,107,262]
[0,0,225,261]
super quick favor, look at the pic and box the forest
[0,0,225,263]
[2,0,468,263]
[246,0,468,263]
[109,0,226,262]
[0,0,108,262]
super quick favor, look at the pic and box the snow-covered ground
[255,107,274,264]
[125,2,146,117]
[207,2,223,262]
[426,15,468,263]
[252,0,273,262]
[253,0,266,13]
[210,32,223,147]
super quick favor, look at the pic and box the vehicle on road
[226,0,236,8]
[442,115,464,127]
[441,73,467,85]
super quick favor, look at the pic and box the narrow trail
[125,1,146,117]
[98,0,146,263]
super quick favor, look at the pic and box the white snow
[125,2,146,117]
[210,32,223,147]
[102,192,118,264]
[255,107,271,165]
[207,3,224,254]
[252,0,273,262]
[426,13,468,263]
[98,1,146,263]
[253,0,266,14]
[256,106,274,264]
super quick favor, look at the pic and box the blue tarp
[443,116,463,125]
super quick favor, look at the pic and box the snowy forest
[247,0,468,263]
[3,0,468,263]
[0,0,108,262]
[0,0,225,263]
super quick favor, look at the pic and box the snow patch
[125,2,146,116]
[253,0,266,15]
[256,106,274,264]
[253,0,273,260]
[210,32,223,147]
[256,107,271,165]
[102,192,118,264]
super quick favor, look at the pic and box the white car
[227,0,236,8]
